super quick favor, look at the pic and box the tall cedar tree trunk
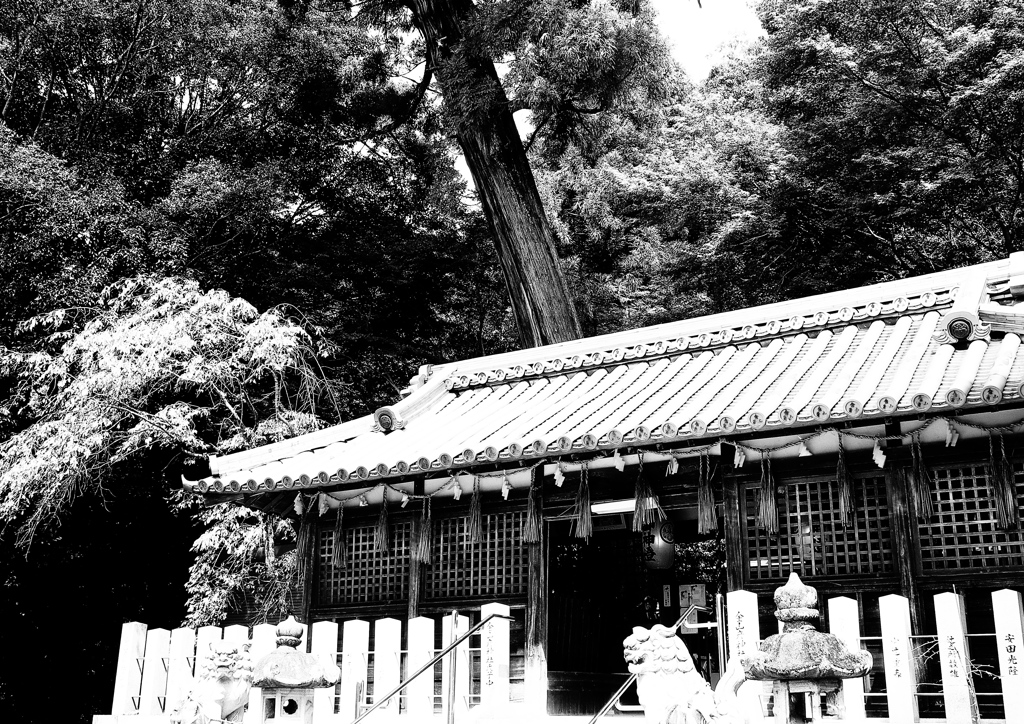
[406,0,583,348]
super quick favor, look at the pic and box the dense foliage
[4,0,1024,721]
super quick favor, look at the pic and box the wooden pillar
[525,478,547,715]
[885,467,923,631]
[408,479,426,619]
[719,444,746,592]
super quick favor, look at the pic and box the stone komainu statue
[171,640,253,724]
[623,625,746,724]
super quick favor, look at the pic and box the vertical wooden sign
[727,590,763,720]
[933,592,979,724]
[993,589,1024,719]
[480,603,511,713]
[827,596,867,721]
[879,594,918,722]
[442,612,470,723]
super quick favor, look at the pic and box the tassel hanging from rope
[296,513,315,593]
[633,452,666,532]
[836,436,854,529]
[467,476,483,543]
[574,461,593,540]
[697,452,716,535]
[332,504,347,569]
[911,433,933,521]
[415,497,433,565]
[375,488,390,554]
[524,468,542,543]
[756,454,778,536]
[264,514,276,565]
[989,433,1020,530]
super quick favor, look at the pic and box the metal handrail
[348,611,513,724]
[587,605,712,724]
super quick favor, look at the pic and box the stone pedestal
[769,678,844,722]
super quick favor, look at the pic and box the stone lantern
[252,616,341,723]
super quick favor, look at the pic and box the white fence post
[311,620,340,724]
[827,596,866,721]
[340,620,370,720]
[244,622,278,724]
[727,589,762,721]
[442,612,470,722]
[224,624,249,645]
[934,592,979,723]
[195,625,222,666]
[879,594,918,722]
[993,589,1024,718]
[372,618,402,721]
[479,602,511,713]
[112,621,148,715]
[165,627,196,715]
[406,616,435,719]
[138,627,170,715]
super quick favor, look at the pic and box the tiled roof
[187,255,1024,495]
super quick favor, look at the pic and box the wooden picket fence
[93,602,513,724]
[96,590,1024,723]
[728,588,1024,723]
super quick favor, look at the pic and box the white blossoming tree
[0,275,341,624]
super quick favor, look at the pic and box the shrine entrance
[545,509,724,715]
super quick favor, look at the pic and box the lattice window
[747,475,893,580]
[918,463,1024,571]
[319,521,411,605]
[424,512,527,600]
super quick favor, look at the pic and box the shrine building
[185,254,1024,716]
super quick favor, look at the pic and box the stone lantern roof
[252,616,340,689]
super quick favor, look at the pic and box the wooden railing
[93,602,513,724]
[727,588,1023,722]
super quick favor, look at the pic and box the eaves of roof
[186,254,1024,497]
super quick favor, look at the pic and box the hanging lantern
[641,520,675,570]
